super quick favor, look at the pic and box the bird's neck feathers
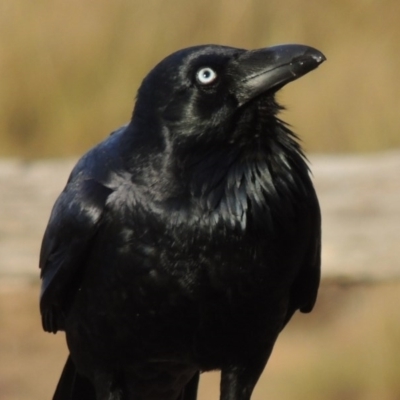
[127,102,312,231]
[181,119,312,230]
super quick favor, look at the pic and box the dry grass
[1,0,400,157]
[1,281,399,399]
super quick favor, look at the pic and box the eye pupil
[196,67,217,85]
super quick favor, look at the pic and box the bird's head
[131,44,325,151]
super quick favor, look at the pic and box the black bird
[39,43,324,400]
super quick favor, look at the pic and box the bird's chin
[239,91,282,119]
[228,94,283,145]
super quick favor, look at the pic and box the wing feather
[39,177,112,333]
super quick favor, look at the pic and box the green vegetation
[1,0,400,157]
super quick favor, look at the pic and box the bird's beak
[231,44,326,106]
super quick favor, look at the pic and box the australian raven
[40,44,324,400]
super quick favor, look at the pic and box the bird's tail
[53,355,96,400]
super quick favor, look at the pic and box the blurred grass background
[1,0,400,158]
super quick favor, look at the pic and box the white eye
[196,67,217,85]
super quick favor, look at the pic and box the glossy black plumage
[40,44,324,400]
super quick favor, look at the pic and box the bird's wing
[283,195,321,327]
[39,175,113,333]
[297,223,321,313]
